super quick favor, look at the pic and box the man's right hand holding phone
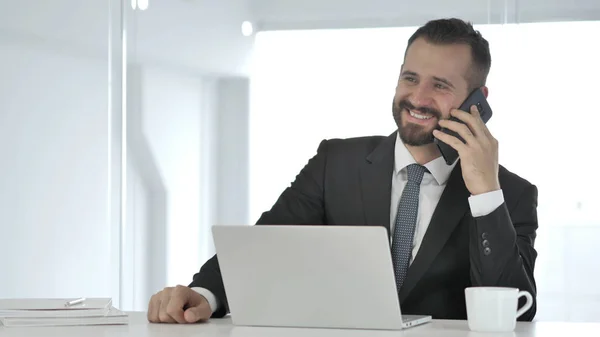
[433,104,500,196]
[147,285,212,324]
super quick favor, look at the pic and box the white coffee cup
[465,287,533,332]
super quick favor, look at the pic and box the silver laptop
[211,225,432,330]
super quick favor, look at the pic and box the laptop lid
[211,225,407,330]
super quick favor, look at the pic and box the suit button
[482,232,488,240]
[484,247,491,256]
[482,240,490,248]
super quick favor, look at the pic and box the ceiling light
[241,21,253,36]
[131,0,148,10]
[138,0,148,10]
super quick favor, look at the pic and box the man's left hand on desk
[147,285,212,324]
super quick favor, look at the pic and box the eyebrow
[401,70,455,89]
[401,70,418,77]
[433,76,455,89]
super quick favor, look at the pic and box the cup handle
[516,290,534,319]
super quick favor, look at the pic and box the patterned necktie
[391,163,427,291]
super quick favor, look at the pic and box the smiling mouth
[408,109,435,120]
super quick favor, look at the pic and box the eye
[404,76,417,83]
[435,83,448,89]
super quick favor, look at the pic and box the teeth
[409,110,433,120]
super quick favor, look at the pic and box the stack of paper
[0,298,128,327]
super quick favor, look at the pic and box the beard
[392,99,442,146]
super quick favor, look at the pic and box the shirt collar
[393,132,456,185]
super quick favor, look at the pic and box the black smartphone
[434,88,493,165]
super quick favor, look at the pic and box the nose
[410,83,434,107]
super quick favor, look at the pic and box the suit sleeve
[188,140,329,317]
[469,184,538,321]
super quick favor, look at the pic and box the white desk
[1,312,599,337]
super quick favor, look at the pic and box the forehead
[403,37,472,87]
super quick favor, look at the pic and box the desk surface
[1,312,600,337]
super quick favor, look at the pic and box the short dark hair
[405,18,491,90]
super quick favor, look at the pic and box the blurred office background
[0,0,598,322]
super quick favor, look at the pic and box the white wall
[140,66,204,287]
[125,157,152,310]
[117,2,255,310]
[0,34,112,299]
[120,64,206,310]
[122,70,252,311]
[216,78,251,228]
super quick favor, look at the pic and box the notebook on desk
[212,225,432,330]
[0,298,128,327]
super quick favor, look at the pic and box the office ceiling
[0,0,254,75]
[1,0,598,75]
[252,0,600,30]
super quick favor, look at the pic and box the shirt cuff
[468,189,504,217]
[191,287,219,314]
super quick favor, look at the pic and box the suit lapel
[359,133,396,235]
[398,163,470,302]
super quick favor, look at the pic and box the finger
[184,300,212,323]
[470,104,481,119]
[468,104,488,130]
[450,107,483,137]
[470,105,494,139]
[158,289,176,323]
[433,129,467,154]
[147,294,160,323]
[462,105,495,140]
[438,119,476,145]
[166,286,189,323]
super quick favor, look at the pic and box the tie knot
[406,164,427,184]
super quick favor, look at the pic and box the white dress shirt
[390,133,504,264]
[193,133,505,313]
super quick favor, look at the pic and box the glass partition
[0,0,121,302]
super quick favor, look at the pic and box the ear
[480,85,489,98]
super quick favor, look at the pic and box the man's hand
[147,285,212,324]
[433,105,500,196]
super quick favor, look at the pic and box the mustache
[396,100,442,119]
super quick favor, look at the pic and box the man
[147,18,538,324]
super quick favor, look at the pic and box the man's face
[393,37,473,146]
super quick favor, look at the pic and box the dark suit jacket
[190,132,538,321]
